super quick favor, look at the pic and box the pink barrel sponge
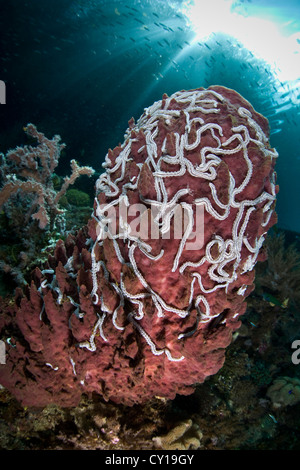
[0,86,278,407]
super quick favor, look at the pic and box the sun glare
[181,0,300,82]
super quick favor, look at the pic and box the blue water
[0,0,299,232]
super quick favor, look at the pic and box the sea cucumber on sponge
[0,86,278,407]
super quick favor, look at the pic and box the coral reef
[0,390,169,450]
[0,86,278,408]
[256,231,300,306]
[267,377,300,409]
[153,419,202,450]
[65,188,91,207]
[0,124,94,287]
[1,235,300,451]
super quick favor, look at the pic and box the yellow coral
[152,419,202,450]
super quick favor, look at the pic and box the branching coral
[0,124,94,285]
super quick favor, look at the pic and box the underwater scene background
[0,0,300,451]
